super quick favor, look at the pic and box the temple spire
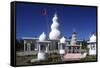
[49,12,61,40]
[70,30,77,45]
[54,12,57,17]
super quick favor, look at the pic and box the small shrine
[87,32,96,55]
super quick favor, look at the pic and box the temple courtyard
[16,53,97,66]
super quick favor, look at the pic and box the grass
[81,55,97,62]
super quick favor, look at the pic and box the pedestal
[59,43,65,55]
[59,49,65,54]
[37,52,48,60]
[88,43,96,55]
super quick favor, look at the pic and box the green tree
[82,40,87,49]
[16,39,24,51]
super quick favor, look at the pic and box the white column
[29,43,31,52]
[59,43,65,55]
[58,42,60,50]
[35,42,37,51]
[38,44,41,52]
[45,43,49,53]
[60,44,63,49]
[24,40,26,52]
[26,43,31,55]
[27,43,28,52]
[30,43,31,51]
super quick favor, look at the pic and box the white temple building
[17,13,96,62]
[87,33,96,55]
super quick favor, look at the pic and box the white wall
[0,0,100,68]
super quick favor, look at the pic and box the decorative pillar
[24,40,26,52]
[35,41,37,51]
[60,44,63,49]
[26,43,31,55]
[45,44,49,53]
[29,43,31,52]
[38,44,41,52]
[27,43,28,52]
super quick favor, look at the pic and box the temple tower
[70,32,77,46]
[49,13,61,40]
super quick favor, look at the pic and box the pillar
[28,43,31,52]
[34,41,37,51]
[71,46,74,53]
[38,44,41,52]
[61,44,63,49]
[27,43,28,52]
[75,46,77,53]
[79,43,82,53]
[24,40,26,52]
[26,43,31,55]
[59,43,65,55]
[37,43,46,60]
[36,41,38,51]
[58,42,60,51]
[45,43,49,53]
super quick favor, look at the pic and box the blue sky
[16,2,97,40]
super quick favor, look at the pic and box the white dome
[51,22,59,29]
[60,36,66,43]
[89,34,96,42]
[49,29,60,40]
[39,32,46,41]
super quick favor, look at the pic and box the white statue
[49,13,61,40]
